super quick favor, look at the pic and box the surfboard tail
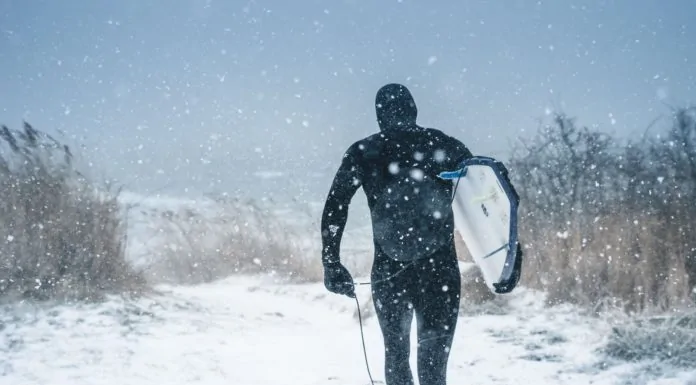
[492,242,523,294]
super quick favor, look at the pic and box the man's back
[349,125,470,260]
[321,84,472,264]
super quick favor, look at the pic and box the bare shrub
[646,108,696,292]
[140,197,324,285]
[0,122,146,302]
[508,111,695,312]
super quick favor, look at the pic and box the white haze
[1,0,695,208]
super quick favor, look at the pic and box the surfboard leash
[353,261,415,287]
[354,294,376,385]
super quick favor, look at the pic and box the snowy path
[1,277,695,385]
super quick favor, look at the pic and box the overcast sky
[1,0,694,204]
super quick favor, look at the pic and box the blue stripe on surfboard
[438,168,467,180]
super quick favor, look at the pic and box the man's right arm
[449,135,474,168]
[320,144,363,266]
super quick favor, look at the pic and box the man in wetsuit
[320,83,472,385]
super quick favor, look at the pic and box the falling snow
[389,162,400,174]
[0,2,694,384]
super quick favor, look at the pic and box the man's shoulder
[344,127,470,161]
[344,132,386,157]
[418,126,473,165]
[419,126,466,147]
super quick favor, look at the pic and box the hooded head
[375,83,418,131]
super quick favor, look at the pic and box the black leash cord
[354,294,376,385]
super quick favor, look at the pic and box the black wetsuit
[321,83,472,385]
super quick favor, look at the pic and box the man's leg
[412,252,461,385]
[371,252,416,385]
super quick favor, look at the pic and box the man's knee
[418,328,454,351]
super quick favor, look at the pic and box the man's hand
[323,262,356,298]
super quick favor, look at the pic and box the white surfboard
[439,156,522,294]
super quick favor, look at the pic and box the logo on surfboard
[481,203,489,217]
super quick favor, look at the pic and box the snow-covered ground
[1,276,696,385]
[1,193,696,385]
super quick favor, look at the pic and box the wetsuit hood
[375,83,418,131]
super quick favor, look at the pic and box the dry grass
[139,198,325,285]
[517,212,692,313]
[0,122,147,302]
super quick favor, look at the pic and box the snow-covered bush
[603,310,696,367]
[509,109,696,312]
[0,122,146,302]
